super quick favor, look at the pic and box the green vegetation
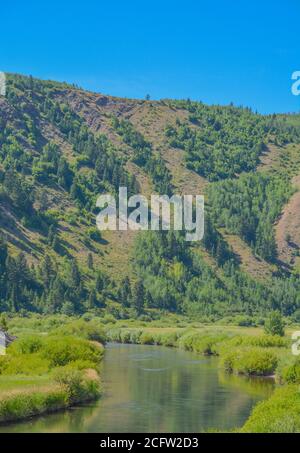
[104,322,300,431]
[240,385,300,433]
[0,329,103,423]
[264,311,285,336]
[1,73,300,323]
[131,230,300,318]
[280,360,300,384]
[104,325,284,376]
[0,314,299,431]
[1,74,300,432]
[165,100,300,181]
[112,117,172,194]
[208,173,292,261]
[221,349,278,376]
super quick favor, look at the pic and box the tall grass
[0,334,103,424]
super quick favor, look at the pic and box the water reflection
[0,343,274,433]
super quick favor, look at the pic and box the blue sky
[1,0,299,113]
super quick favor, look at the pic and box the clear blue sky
[1,0,300,113]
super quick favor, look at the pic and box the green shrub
[264,311,285,337]
[240,385,300,433]
[281,360,300,384]
[53,367,101,403]
[156,332,180,347]
[220,335,288,350]
[235,316,254,327]
[63,359,97,371]
[9,335,43,355]
[139,332,155,345]
[53,368,85,401]
[119,330,132,344]
[87,227,102,242]
[105,328,121,342]
[51,320,106,343]
[0,354,50,376]
[129,329,143,343]
[40,336,103,367]
[221,348,278,376]
[178,331,228,355]
[0,389,68,423]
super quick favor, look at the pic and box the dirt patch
[221,232,275,280]
[275,174,300,267]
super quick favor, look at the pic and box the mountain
[0,73,300,319]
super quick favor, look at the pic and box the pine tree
[69,260,81,288]
[95,272,104,292]
[40,254,55,289]
[132,279,145,315]
[0,235,8,275]
[118,276,131,308]
[87,253,94,270]
[87,288,97,309]
[47,225,55,245]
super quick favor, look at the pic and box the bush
[53,366,101,403]
[264,311,285,337]
[63,359,98,371]
[219,335,288,351]
[9,335,43,355]
[139,332,155,345]
[87,227,102,242]
[240,385,300,433]
[105,328,121,342]
[221,348,278,376]
[158,332,180,347]
[178,331,228,355]
[51,320,106,343]
[235,316,254,327]
[40,336,103,367]
[129,329,143,343]
[281,360,300,384]
[52,367,85,401]
[0,389,68,423]
[119,330,132,344]
[0,354,50,375]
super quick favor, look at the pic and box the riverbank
[105,326,288,376]
[0,334,103,424]
[1,316,300,431]
[104,326,300,432]
[0,343,274,433]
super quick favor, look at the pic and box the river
[0,343,275,432]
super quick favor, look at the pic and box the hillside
[0,73,300,319]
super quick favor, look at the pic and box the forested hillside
[1,73,300,321]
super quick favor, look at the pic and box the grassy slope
[1,74,300,284]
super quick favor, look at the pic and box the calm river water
[0,343,275,432]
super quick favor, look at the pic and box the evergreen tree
[264,311,285,337]
[87,253,94,270]
[118,276,131,308]
[132,279,145,315]
[87,288,97,309]
[40,255,55,289]
[69,260,81,288]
